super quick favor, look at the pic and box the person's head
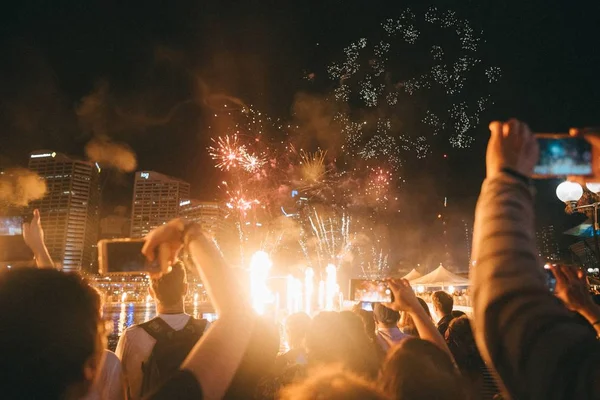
[0,268,105,399]
[379,337,465,399]
[286,312,311,350]
[352,308,377,341]
[444,316,484,376]
[432,291,453,318]
[451,310,466,319]
[150,261,188,310]
[399,297,431,334]
[280,366,391,400]
[373,303,400,328]
[306,311,380,377]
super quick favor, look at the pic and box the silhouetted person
[432,291,454,336]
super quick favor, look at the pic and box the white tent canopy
[410,265,470,287]
[402,269,422,281]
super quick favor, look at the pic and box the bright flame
[318,280,325,311]
[250,251,273,315]
[305,268,314,315]
[325,264,338,311]
[286,275,303,316]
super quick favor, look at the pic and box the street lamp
[557,181,600,264]
[556,181,584,208]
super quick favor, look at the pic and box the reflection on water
[103,302,214,351]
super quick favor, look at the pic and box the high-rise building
[179,200,231,239]
[130,171,190,238]
[536,225,561,261]
[28,150,101,272]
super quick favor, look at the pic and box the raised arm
[23,209,54,269]
[384,278,452,359]
[471,120,600,399]
[142,220,255,400]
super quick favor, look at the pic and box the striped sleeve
[471,172,600,399]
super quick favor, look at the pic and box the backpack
[139,316,208,397]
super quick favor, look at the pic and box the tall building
[536,225,561,261]
[130,171,190,238]
[179,200,231,239]
[28,150,101,272]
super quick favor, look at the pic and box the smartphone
[360,301,373,311]
[97,238,160,274]
[534,134,592,178]
[0,216,33,263]
[0,216,23,236]
[349,279,393,302]
[543,264,557,292]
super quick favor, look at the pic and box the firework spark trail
[329,6,501,167]
[209,135,246,171]
[304,208,354,272]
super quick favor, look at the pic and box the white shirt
[83,350,125,400]
[115,313,208,400]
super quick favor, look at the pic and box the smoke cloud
[85,137,137,172]
[291,93,344,153]
[0,168,47,206]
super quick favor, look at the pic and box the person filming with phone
[116,261,210,399]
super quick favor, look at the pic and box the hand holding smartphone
[350,279,393,302]
[533,134,592,178]
[0,215,33,263]
[97,238,162,274]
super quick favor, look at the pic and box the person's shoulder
[103,349,120,364]
[121,324,144,337]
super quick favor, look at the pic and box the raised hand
[383,278,422,313]
[551,265,595,313]
[486,119,539,179]
[23,209,46,255]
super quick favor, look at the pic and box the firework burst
[209,135,246,171]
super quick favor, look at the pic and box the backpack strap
[182,317,209,335]
[140,317,177,342]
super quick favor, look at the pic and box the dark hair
[417,297,431,318]
[445,316,500,399]
[451,310,466,319]
[445,316,483,374]
[432,291,453,315]
[400,297,432,336]
[379,337,464,399]
[151,262,187,306]
[373,303,400,326]
[352,308,377,342]
[0,268,102,399]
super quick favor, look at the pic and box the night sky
[1,0,598,265]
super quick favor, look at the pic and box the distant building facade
[130,171,190,238]
[536,224,561,261]
[179,200,230,239]
[28,150,101,272]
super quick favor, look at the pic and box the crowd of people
[2,119,600,399]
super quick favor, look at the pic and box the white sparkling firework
[328,6,502,159]
[301,208,354,270]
